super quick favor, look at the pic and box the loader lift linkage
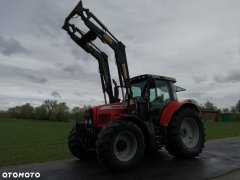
[62,1,132,106]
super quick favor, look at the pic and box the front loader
[62,1,205,170]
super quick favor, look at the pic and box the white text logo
[2,172,40,179]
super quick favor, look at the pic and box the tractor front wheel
[68,123,96,160]
[96,120,145,170]
[166,108,205,158]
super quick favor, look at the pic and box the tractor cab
[131,74,178,102]
[130,74,184,123]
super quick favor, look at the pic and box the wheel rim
[180,118,199,148]
[114,131,137,162]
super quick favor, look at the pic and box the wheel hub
[113,131,137,162]
[180,118,199,148]
[116,139,127,152]
[181,128,187,137]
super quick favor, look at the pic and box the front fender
[160,101,200,126]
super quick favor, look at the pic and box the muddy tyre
[68,123,96,160]
[96,120,145,170]
[166,108,205,158]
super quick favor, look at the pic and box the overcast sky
[0,0,240,110]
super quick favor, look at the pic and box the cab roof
[131,74,176,83]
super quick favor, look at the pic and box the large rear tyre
[166,108,205,158]
[96,121,145,170]
[68,123,96,160]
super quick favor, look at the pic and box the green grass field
[0,118,74,167]
[205,121,240,140]
[0,118,240,167]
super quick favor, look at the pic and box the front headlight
[87,118,92,124]
[83,109,92,125]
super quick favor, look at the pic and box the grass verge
[0,118,240,167]
[205,121,240,140]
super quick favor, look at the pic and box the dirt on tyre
[96,120,145,170]
[68,123,96,160]
[166,108,205,158]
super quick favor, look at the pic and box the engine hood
[91,102,128,127]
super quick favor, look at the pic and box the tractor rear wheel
[96,120,145,170]
[166,108,205,158]
[68,123,96,160]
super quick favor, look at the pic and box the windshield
[131,80,147,98]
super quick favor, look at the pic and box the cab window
[154,80,171,102]
[131,80,147,98]
[149,88,156,102]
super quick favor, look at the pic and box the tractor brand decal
[99,105,126,110]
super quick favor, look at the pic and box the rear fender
[160,100,200,126]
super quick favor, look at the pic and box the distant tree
[235,100,240,114]
[0,110,8,118]
[230,106,237,113]
[35,105,48,120]
[35,100,70,121]
[217,108,222,113]
[7,106,22,119]
[71,106,84,121]
[83,105,91,109]
[4,103,34,119]
[20,103,34,119]
[1,99,79,122]
[199,104,205,110]
[222,108,230,113]
[204,101,218,111]
[54,102,70,122]
[42,99,57,117]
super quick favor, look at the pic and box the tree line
[0,99,240,122]
[201,100,240,114]
[0,100,87,122]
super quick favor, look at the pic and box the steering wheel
[153,95,164,103]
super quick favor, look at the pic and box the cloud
[1,0,240,109]
[75,92,81,97]
[192,75,207,83]
[183,91,206,99]
[0,64,47,84]
[0,35,28,56]
[214,70,240,83]
[51,91,61,98]
[22,74,47,84]
[61,64,99,82]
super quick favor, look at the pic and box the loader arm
[62,1,133,104]
[64,27,114,103]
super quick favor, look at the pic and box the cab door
[148,79,172,124]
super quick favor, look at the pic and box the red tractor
[62,1,205,170]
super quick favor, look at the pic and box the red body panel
[159,101,199,126]
[91,100,199,128]
[91,102,127,128]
